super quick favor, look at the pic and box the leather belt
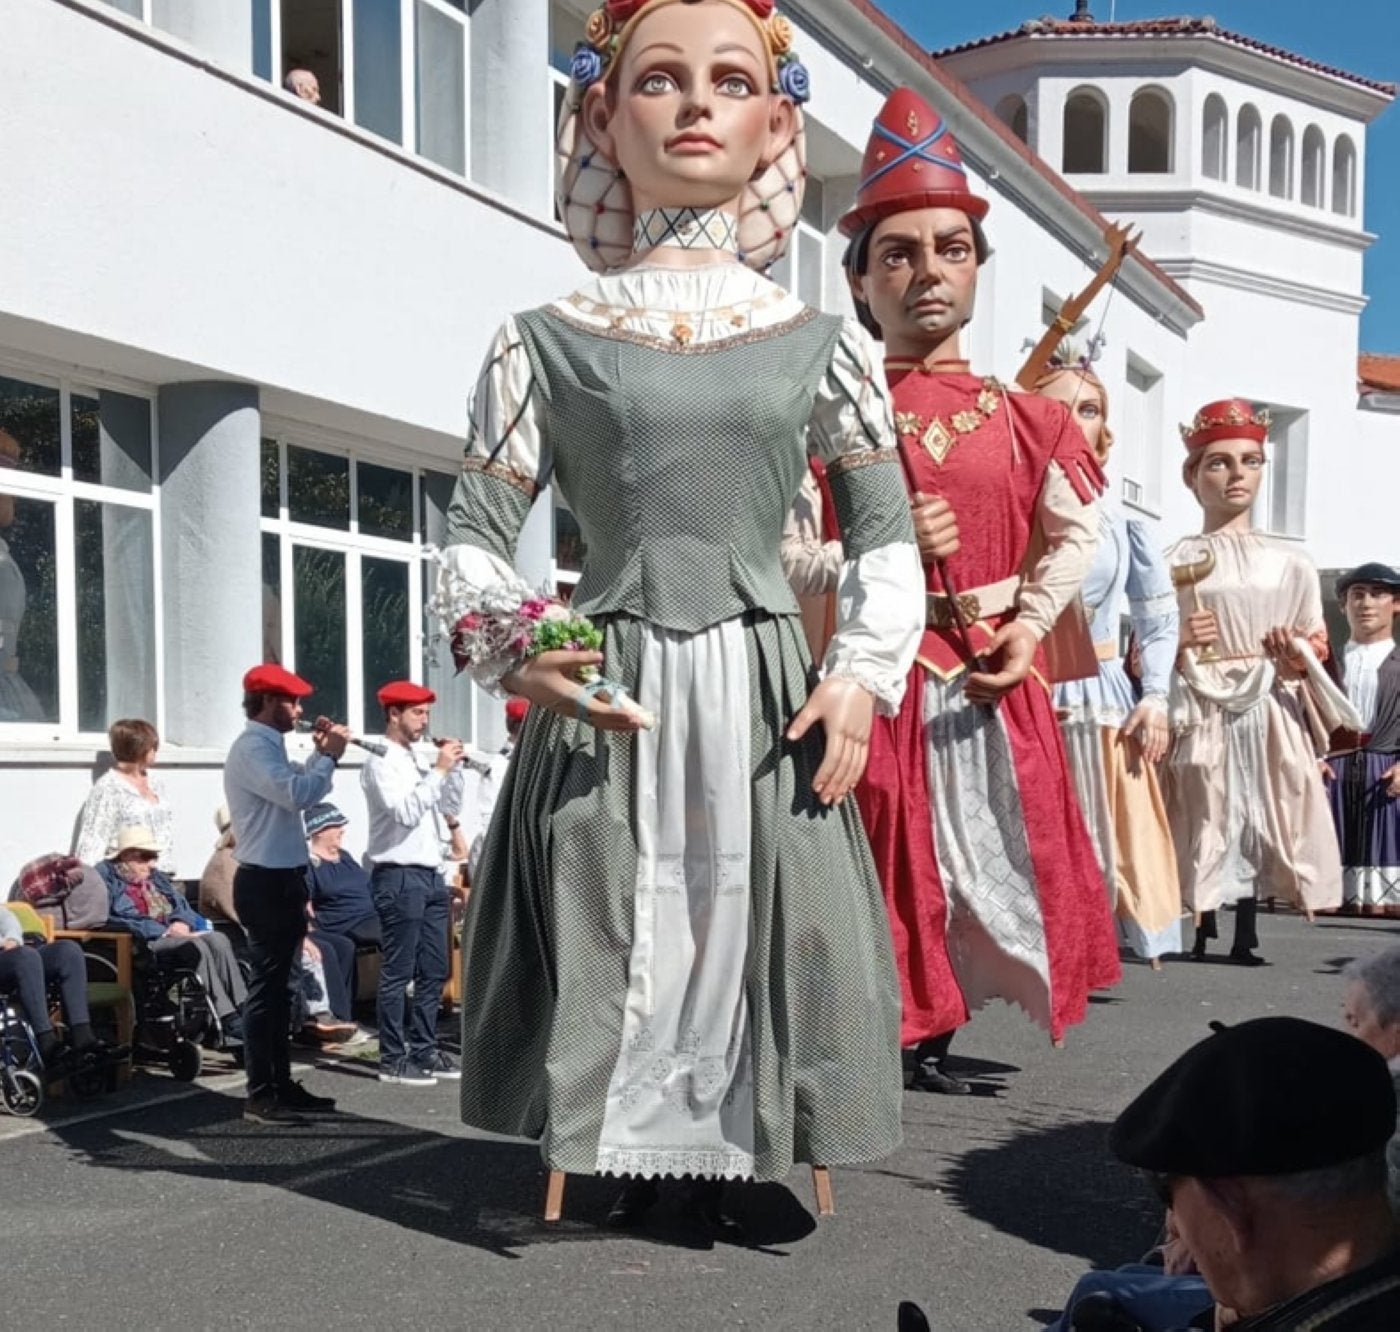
[926,575,1021,630]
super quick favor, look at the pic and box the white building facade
[21,0,1359,887]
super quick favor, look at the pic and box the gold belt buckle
[928,591,981,629]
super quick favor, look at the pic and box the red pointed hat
[838,88,989,239]
[1180,398,1271,451]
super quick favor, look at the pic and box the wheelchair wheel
[169,1039,203,1082]
[2,1068,43,1117]
[66,1062,112,1100]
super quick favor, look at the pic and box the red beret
[505,697,530,723]
[377,680,436,708]
[1180,398,1271,451]
[243,663,314,698]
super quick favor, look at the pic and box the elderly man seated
[1106,1016,1400,1330]
[98,825,247,1048]
[0,902,115,1069]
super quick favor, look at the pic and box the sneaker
[378,1062,437,1087]
[419,1051,461,1081]
[277,1081,337,1112]
[244,1092,303,1124]
[302,1014,358,1044]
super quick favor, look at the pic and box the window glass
[0,492,58,723]
[262,532,283,663]
[74,499,156,733]
[287,445,350,529]
[416,1,466,175]
[353,0,403,143]
[0,374,61,478]
[293,545,347,723]
[252,0,273,80]
[72,390,153,493]
[358,461,414,540]
[361,556,410,726]
[261,438,281,518]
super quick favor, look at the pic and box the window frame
[259,423,436,737]
[0,356,163,744]
[1119,354,1164,518]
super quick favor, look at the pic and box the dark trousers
[234,865,308,1098]
[372,865,449,1069]
[0,940,89,1034]
[1198,899,1260,952]
[304,928,356,1021]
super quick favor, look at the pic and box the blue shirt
[223,721,335,869]
[307,851,376,933]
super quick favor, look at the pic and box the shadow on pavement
[41,1088,817,1257]
[942,1117,1159,1270]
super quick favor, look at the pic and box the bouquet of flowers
[425,548,655,729]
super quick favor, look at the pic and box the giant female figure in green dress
[433,0,924,1226]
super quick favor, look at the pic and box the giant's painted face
[1038,370,1109,463]
[1187,436,1265,519]
[583,0,794,214]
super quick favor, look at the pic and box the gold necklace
[895,377,1003,466]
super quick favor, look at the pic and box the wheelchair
[0,981,122,1117]
[121,933,246,1082]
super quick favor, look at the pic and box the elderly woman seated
[0,902,115,1069]
[97,825,246,1048]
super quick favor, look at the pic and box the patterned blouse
[75,768,175,872]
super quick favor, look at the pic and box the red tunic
[855,369,1121,1045]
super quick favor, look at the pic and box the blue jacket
[97,861,203,941]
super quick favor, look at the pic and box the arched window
[1269,115,1294,198]
[1128,87,1173,172]
[1201,93,1228,180]
[1235,104,1262,190]
[1333,134,1357,217]
[1301,125,1325,206]
[996,93,1029,144]
[1063,87,1108,173]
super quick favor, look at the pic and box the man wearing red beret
[465,697,529,881]
[1161,401,1359,963]
[224,663,349,1122]
[361,680,466,1087]
[834,88,1120,1082]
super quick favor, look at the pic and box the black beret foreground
[1109,1017,1397,1178]
[1336,561,1400,598]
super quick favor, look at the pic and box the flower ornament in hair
[572,0,810,103]
[1045,334,1106,373]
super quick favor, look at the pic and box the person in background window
[75,717,174,873]
[283,68,321,105]
[0,428,45,723]
[1161,400,1358,965]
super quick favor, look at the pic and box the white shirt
[223,721,336,869]
[361,740,454,868]
[467,741,514,881]
[1345,639,1395,730]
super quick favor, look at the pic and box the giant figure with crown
[432,0,927,1230]
[833,89,1122,1089]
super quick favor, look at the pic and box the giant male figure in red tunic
[838,90,1121,1087]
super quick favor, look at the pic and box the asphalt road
[3,910,1395,1332]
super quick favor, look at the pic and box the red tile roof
[846,0,1204,317]
[1359,354,1400,393]
[933,16,1396,98]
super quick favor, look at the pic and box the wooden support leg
[544,1170,566,1222]
[812,1166,835,1217]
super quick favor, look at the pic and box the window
[1333,135,1357,217]
[1119,356,1164,512]
[260,435,452,737]
[1128,88,1173,173]
[415,0,468,174]
[1255,406,1307,538]
[769,177,827,308]
[1235,104,1262,190]
[1040,288,1088,338]
[1269,115,1294,199]
[1063,88,1108,173]
[996,94,1029,144]
[1202,94,1228,181]
[1301,125,1325,206]
[0,370,157,735]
